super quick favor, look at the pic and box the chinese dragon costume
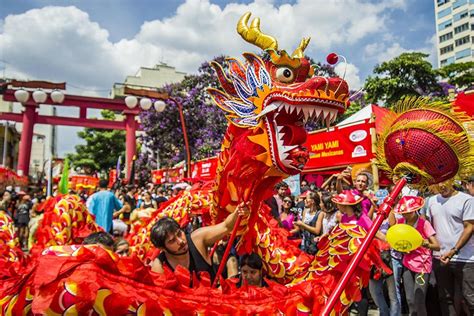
[1,12,473,316]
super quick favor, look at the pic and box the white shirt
[427,192,474,262]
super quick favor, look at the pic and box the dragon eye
[275,67,295,83]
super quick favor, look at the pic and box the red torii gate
[0,80,150,178]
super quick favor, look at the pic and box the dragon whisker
[349,88,365,101]
[334,55,347,96]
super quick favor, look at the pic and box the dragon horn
[292,37,311,58]
[237,12,278,51]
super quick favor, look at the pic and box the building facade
[111,63,187,98]
[0,122,20,170]
[434,0,474,68]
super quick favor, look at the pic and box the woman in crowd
[279,196,299,238]
[113,194,134,236]
[314,192,340,238]
[391,196,440,316]
[294,191,321,255]
[140,191,157,210]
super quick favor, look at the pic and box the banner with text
[191,157,218,180]
[304,120,375,172]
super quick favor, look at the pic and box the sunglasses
[283,200,292,203]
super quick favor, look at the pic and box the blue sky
[0,0,437,156]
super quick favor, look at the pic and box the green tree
[67,110,126,174]
[364,52,441,106]
[437,61,474,89]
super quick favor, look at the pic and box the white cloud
[1,0,408,83]
[0,0,409,155]
[363,37,437,67]
[335,62,362,90]
[425,34,438,67]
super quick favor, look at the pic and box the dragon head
[208,12,350,175]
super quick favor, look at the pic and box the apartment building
[435,0,474,67]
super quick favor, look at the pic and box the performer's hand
[236,202,250,217]
[294,220,303,227]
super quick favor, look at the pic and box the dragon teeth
[302,107,312,122]
[284,145,298,152]
[325,116,331,128]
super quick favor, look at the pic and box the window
[440,44,454,54]
[454,9,468,21]
[437,0,450,5]
[438,20,453,31]
[455,35,470,46]
[455,48,471,59]
[454,22,469,33]
[453,0,468,9]
[440,32,453,42]
[440,56,455,66]
[438,7,452,19]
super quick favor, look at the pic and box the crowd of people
[1,170,473,315]
[264,170,474,316]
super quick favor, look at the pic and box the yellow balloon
[386,224,423,253]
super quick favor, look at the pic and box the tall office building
[434,0,474,68]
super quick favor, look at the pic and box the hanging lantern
[139,98,152,110]
[32,90,48,103]
[154,100,166,112]
[14,89,30,103]
[51,90,65,103]
[125,96,138,109]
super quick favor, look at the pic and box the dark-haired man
[265,182,289,225]
[150,202,249,283]
[427,179,474,315]
[83,231,115,250]
[88,179,122,233]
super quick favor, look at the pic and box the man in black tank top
[150,202,249,285]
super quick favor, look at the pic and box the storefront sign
[304,120,375,172]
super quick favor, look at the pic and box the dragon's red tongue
[282,125,307,145]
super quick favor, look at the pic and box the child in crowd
[332,190,374,233]
[392,196,440,316]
